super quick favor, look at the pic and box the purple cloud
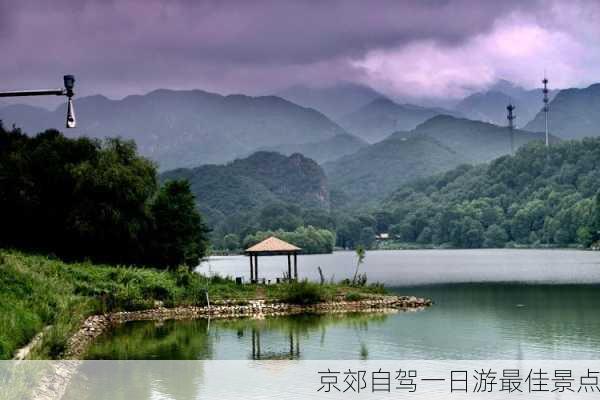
[1,0,599,104]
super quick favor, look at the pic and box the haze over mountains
[2,79,598,197]
[325,115,554,204]
[456,79,558,127]
[258,133,367,164]
[525,83,600,139]
[276,83,462,143]
[0,89,350,170]
[338,97,460,143]
[275,83,383,120]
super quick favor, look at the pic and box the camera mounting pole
[0,75,76,128]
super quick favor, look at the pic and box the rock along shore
[66,295,431,359]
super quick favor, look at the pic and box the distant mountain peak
[339,97,460,143]
[0,88,348,170]
[489,79,523,94]
[524,81,600,139]
[367,96,397,107]
[275,82,384,119]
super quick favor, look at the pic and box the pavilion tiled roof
[245,236,301,253]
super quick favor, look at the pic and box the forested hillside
[325,115,553,205]
[324,134,465,203]
[411,115,555,163]
[161,152,334,250]
[373,139,600,248]
[525,83,600,139]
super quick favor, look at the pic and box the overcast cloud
[1,0,599,104]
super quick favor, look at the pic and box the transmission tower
[507,103,516,154]
[542,74,550,147]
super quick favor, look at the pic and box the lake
[85,249,600,360]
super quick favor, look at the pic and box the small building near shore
[245,236,301,283]
[376,233,390,241]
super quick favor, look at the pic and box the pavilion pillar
[249,254,254,283]
[256,329,261,359]
[254,254,259,283]
[287,253,292,280]
[251,328,256,359]
[293,252,298,281]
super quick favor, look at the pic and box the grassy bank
[0,249,385,360]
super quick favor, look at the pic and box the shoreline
[65,295,432,359]
[209,247,596,257]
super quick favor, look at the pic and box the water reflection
[63,361,206,400]
[86,312,391,360]
[85,284,600,360]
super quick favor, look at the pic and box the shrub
[279,280,325,305]
[344,292,363,301]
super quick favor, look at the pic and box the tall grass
[0,249,386,359]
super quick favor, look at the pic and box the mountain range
[337,97,460,143]
[275,82,383,120]
[161,151,329,229]
[324,115,555,204]
[456,79,558,127]
[0,89,350,170]
[525,83,600,139]
[257,133,367,163]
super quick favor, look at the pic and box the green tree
[352,245,366,285]
[223,233,240,251]
[576,227,593,247]
[483,224,508,248]
[359,227,376,249]
[149,180,210,269]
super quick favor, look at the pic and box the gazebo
[245,236,301,283]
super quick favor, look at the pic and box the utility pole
[507,103,516,155]
[0,75,76,128]
[542,74,549,147]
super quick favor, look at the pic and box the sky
[1,0,600,106]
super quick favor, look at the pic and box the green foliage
[373,139,600,248]
[243,226,336,254]
[149,180,210,269]
[161,152,332,251]
[0,124,209,267]
[352,245,366,285]
[0,249,387,359]
[277,280,325,305]
[344,292,363,301]
[222,233,241,251]
[325,115,548,206]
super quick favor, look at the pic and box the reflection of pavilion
[250,328,301,360]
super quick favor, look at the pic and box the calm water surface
[86,250,600,360]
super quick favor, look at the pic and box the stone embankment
[66,295,431,358]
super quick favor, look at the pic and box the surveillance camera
[66,98,76,128]
[63,75,75,97]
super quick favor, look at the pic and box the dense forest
[159,133,600,252]
[162,152,336,251]
[367,139,600,248]
[324,115,552,205]
[0,123,209,268]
